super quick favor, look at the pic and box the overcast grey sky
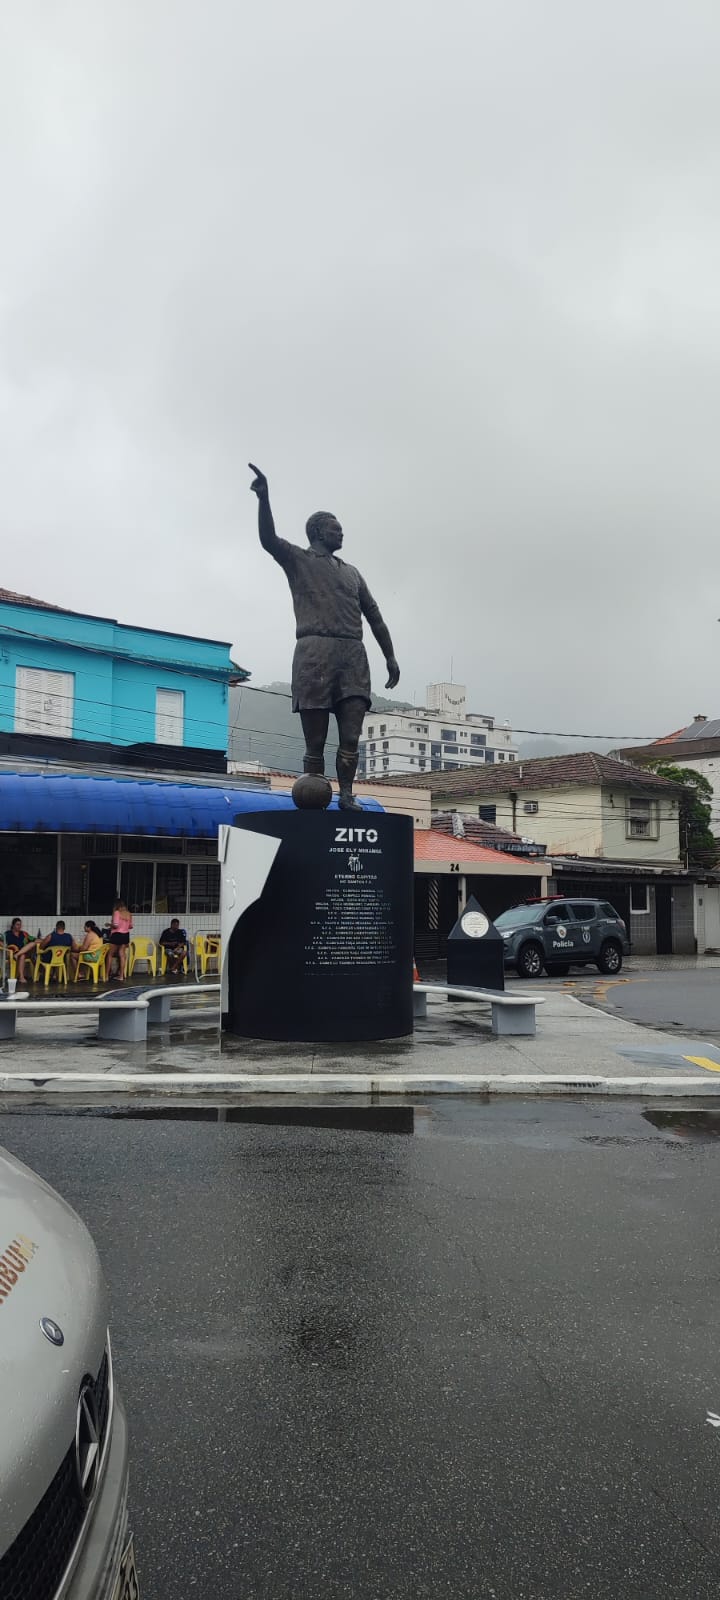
[2,1,719,743]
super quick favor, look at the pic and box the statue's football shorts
[291,635,372,713]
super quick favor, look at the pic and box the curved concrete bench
[130,982,220,1024]
[0,981,222,1043]
[413,983,544,1037]
[0,997,149,1042]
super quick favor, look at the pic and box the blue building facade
[0,589,247,758]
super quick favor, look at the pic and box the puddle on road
[643,1106,720,1141]
[8,1099,720,1148]
[6,1103,417,1135]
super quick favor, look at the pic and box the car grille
[0,1346,111,1600]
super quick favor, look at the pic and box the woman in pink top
[108,898,133,980]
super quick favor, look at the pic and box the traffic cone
[413,957,420,984]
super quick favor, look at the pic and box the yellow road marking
[683,1055,720,1074]
[592,976,650,1003]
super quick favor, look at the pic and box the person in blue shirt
[16,920,74,983]
[3,917,31,954]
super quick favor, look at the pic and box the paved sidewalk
[1,986,720,1099]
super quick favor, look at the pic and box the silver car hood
[0,1144,108,1558]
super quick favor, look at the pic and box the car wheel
[547,963,570,976]
[597,940,622,975]
[516,941,544,978]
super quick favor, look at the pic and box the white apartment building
[358,683,517,780]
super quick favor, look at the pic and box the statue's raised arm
[249,463,285,561]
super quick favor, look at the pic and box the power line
[1,725,685,820]
[0,714,686,821]
[0,681,231,736]
[0,623,674,743]
[243,683,667,744]
[0,747,691,862]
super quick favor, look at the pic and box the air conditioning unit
[523,801,539,815]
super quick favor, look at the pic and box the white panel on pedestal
[218,825,281,1011]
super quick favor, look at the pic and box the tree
[649,764,717,867]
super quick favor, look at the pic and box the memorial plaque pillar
[446,894,505,992]
[222,810,413,1042]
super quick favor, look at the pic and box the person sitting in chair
[159,918,189,976]
[16,920,74,984]
[70,921,106,980]
[3,917,32,958]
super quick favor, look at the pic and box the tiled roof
[413,829,540,872]
[432,813,524,846]
[0,586,64,612]
[375,752,682,795]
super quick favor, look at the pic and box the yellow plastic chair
[34,946,69,987]
[194,934,221,976]
[194,933,208,976]
[75,948,107,985]
[127,937,157,978]
[0,946,17,980]
[160,943,189,977]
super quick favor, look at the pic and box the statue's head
[306,511,343,554]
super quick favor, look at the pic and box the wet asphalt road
[569,967,720,1039]
[3,1100,720,1598]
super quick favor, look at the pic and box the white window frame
[630,883,650,914]
[626,796,659,841]
[15,666,74,738]
[119,852,220,914]
[155,687,185,746]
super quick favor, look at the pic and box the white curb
[0,1071,719,1098]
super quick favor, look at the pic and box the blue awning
[0,772,381,837]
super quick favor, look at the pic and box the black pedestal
[224,810,414,1041]
[447,895,505,992]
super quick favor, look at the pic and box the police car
[495,897,630,978]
